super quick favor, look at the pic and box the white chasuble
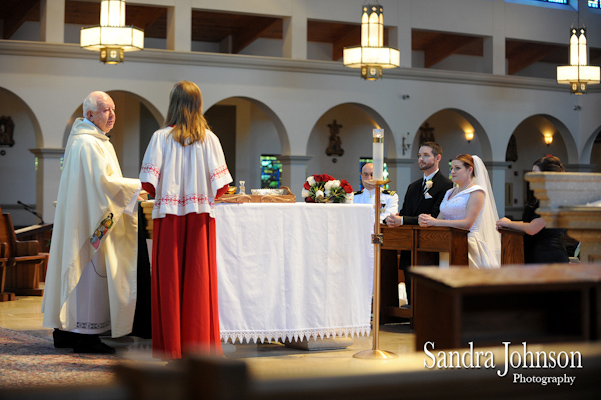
[41,118,141,337]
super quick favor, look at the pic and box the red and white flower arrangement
[302,174,354,203]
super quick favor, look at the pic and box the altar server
[42,91,141,354]
[140,81,232,360]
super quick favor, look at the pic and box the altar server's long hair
[165,80,209,146]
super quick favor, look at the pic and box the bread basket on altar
[215,186,296,203]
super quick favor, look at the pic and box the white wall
[1,0,601,226]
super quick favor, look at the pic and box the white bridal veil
[472,155,501,267]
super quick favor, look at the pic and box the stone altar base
[526,172,601,263]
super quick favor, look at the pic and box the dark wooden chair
[0,206,47,299]
[0,242,14,302]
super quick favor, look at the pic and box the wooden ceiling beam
[232,17,280,54]
[127,5,166,38]
[507,43,556,75]
[3,0,39,40]
[424,35,480,68]
[332,25,360,61]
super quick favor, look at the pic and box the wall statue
[326,119,344,156]
[0,116,15,147]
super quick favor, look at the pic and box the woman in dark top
[496,156,569,264]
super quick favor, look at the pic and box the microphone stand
[17,201,45,225]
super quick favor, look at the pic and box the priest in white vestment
[41,91,141,354]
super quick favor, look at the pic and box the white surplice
[41,118,141,338]
[139,126,233,219]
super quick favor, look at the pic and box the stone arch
[412,108,489,182]
[0,87,44,224]
[62,90,163,146]
[305,102,397,190]
[206,96,289,189]
[0,86,43,148]
[508,114,575,167]
[61,90,163,179]
[581,126,601,172]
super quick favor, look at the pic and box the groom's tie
[422,179,427,193]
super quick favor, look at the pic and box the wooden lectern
[380,225,469,321]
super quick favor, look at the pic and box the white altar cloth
[215,202,374,344]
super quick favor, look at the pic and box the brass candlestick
[354,179,398,359]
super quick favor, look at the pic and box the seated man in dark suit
[385,141,453,303]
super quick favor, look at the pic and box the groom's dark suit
[396,170,453,305]
[398,170,453,225]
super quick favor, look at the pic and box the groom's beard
[419,161,435,171]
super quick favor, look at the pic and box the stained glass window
[535,0,568,4]
[260,155,282,188]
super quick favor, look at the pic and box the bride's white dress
[439,185,500,268]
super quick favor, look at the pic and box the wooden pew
[411,264,601,351]
[0,206,47,298]
[381,225,469,322]
[380,225,525,323]
[497,227,524,264]
[15,223,53,281]
[1,242,14,302]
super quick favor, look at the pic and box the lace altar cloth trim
[220,325,371,344]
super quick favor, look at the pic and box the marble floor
[4,291,601,400]
[0,291,420,379]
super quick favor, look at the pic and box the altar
[214,202,374,345]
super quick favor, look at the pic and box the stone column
[282,3,307,59]
[385,158,415,199]
[40,0,65,43]
[487,0,506,75]
[29,148,64,224]
[486,161,510,217]
[167,1,191,51]
[393,3,412,69]
[277,155,312,201]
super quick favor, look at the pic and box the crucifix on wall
[326,119,344,157]
[0,116,15,148]
[418,122,435,145]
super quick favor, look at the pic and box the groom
[385,141,453,301]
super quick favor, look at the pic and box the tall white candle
[372,129,384,181]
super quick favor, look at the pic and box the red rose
[340,179,353,193]
[305,196,314,203]
[323,174,335,182]
[304,181,311,190]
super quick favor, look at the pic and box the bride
[418,154,501,268]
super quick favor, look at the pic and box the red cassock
[144,182,228,360]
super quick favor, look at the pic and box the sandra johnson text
[423,341,582,377]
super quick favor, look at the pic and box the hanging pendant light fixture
[80,0,144,64]
[556,10,600,94]
[343,4,400,80]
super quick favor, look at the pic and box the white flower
[315,190,325,198]
[325,180,340,191]
[301,189,310,198]
[307,176,316,186]
[425,180,433,190]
